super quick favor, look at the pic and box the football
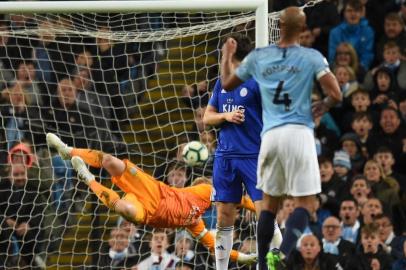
[182,141,209,166]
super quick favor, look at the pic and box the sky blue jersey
[235,44,330,135]
[208,78,262,157]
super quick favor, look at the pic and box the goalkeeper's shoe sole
[46,133,72,160]
[266,249,285,270]
[71,156,94,185]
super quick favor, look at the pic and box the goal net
[0,2,320,269]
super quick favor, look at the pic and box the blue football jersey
[235,44,330,135]
[208,78,262,157]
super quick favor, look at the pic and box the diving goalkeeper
[46,133,256,264]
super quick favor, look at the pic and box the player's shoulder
[299,46,323,57]
[242,78,259,89]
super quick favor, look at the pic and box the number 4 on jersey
[272,80,292,111]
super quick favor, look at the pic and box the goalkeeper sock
[89,180,120,209]
[215,226,233,270]
[71,148,104,168]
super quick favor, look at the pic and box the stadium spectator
[392,240,406,270]
[375,13,406,64]
[135,229,178,270]
[314,111,340,158]
[12,62,43,106]
[334,65,358,99]
[303,0,340,57]
[351,112,375,159]
[318,156,347,217]
[364,42,406,93]
[34,20,76,88]
[285,234,342,270]
[329,0,375,70]
[90,26,133,133]
[175,260,194,270]
[369,66,400,113]
[331,42,366,82]
[0,163,46,268]
[369,107,406,169]
[276,197,295,234]
[351,223,394,270]
[339,198,361,244]
[0,82,43,150]
[199,129,216,155]
[340,132,365,174]
[340,88,373,133]
[321,216,355,268]
[98,227,138,269]
[333,150,352,183]
[374,213,406,260]
[361,198,384,225]
[298,28,315,48]
[172,230,209,269]
[166,163,188,188]
[43,78,96,149]
[374,146,405,187]
[350,175,372,207]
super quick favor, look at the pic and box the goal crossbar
[0,0,269,46]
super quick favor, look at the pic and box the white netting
[0,2,321,268]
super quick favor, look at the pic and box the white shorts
[257,124,321,197]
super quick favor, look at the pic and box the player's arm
[221,38,244,91]
[312,68,342,118]
[186,220,256,264]
[238,195,256,212]
[203,105,244,126]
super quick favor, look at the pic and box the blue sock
[280,207,310,257]
[257,210,276,270]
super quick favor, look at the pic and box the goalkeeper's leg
[47,132,125,176]
[71,156,145,224]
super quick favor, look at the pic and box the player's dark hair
[222,33,253,61]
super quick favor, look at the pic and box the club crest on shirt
[240,87,248,97]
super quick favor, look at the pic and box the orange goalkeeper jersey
[111,160,212,228]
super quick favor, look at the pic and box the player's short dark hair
[345,0,363,11]
[352,111,373,123]
[222,33,253,61]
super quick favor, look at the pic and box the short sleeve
[312,51,331,80]
[235,50,256,82]
[208,79,221,109]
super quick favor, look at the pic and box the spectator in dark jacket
[286,234,343,270]
[0,163,46,268]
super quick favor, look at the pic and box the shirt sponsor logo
[222,104,245,113]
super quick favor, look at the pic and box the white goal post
[0,0,270,47]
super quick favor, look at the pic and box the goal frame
[0,0,269,47]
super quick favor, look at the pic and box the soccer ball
[182,141,209,166]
